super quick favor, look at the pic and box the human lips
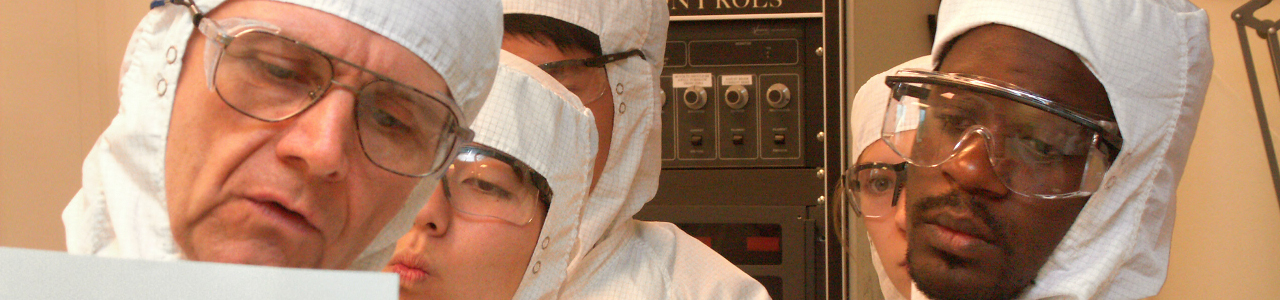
[240,191,322,235]
[918,213,1000,260]
[387,252,431,284]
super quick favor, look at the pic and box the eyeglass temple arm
[629,49,647,60]
[888,81,931,101]
[152,0,206,26]
[584,49,647,67]
[892,165,907,207]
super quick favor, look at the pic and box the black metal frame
[1234,0,1280,208]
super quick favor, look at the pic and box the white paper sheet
[0,247,396,300]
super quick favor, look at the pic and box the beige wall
[1,0,145,251]
[1152,0,1280,299]
[0,0,1277,298]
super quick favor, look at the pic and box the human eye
[855,168,897,197]
[261,60,299,80]
[461,177,514,200]
[866,170,896,193]
[1011,137,1064,162]
[1006,130,1086,165]
[931,108,976,135]
[358,91,422,135]
[358,102,413,134]
[243,51,322,88]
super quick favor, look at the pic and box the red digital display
[746,236,780,252]
[696,236,713,247]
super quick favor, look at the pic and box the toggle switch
[691,134,704,147]
[732,134,744,145]
[773,134,786,145]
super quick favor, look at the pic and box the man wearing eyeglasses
[886,1,1212,299]
[490,0,769,298]
[63,0,501,270]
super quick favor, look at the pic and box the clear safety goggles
[538,49,644,106]
[837,162,907,218]
[441,145,552,226]
[179,0,472,178]
[881,69,1123,199]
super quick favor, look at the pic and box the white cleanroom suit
[502,0,771,298]
[909,0,1213,299]
[62,0,502,271]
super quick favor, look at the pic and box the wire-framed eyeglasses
[538,49,645,106]
[176,0,472,177]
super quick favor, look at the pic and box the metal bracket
[1234,0,1280,208]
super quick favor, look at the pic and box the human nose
[412,184,452,237]
[894,190,909,232]
[936,133,1009,198]
[274,87,355,182]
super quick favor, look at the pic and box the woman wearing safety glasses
[839,56,930,300]
[386,143,555,300]
[384,52,596,300]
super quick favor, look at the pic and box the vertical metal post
[1234,0,1280,208]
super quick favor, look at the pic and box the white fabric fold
[503,0,769,298]
[930,0,1212,298]
[480,51,598,300]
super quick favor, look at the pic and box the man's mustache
[909,191,1009,254]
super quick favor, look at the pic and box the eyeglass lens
[543,63,609,106]
[844,164,903,218]
[442,153,541,225]
[211,30,459,177]
[882,78,1110,198]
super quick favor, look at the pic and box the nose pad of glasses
[904,126,994,168]
[935,127,1016,197]
[319,80,359,99]
[945,127,999,166]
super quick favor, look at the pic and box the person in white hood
[842,56,931,300]
[384,52,596,300]
[878,0,1212,299]
[62,0,501,270]
[492,0,770,298]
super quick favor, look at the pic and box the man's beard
[905,191,1032,300]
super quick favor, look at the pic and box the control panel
[644,1,843,299]
[660,20,818,169]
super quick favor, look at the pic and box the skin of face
[904,24,1113,300]
[858,135,914,298]
[166,0,450,269]
[385,178,546,300]
[501,34,613,190]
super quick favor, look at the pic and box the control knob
[724,85,749,109]
[682,86,708,110]
[766,83,791,109]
